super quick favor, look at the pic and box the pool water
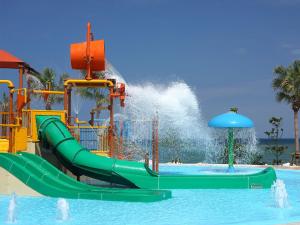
[1,165,300,225]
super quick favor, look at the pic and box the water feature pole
[208,110,254,173]
[152,113,159,172]
[118,119,124,159]
[228,128,234,172]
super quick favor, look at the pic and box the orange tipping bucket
[70,40,105,71]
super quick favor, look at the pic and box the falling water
[25,73,46,109]
[72,85,83,115]
[271,179,289,208]
[103,62,211,162]
[7,193,17,223]
[25,73,45,90]
[57,198,70,221]
[99,61,259,163]
[206,128,259,164]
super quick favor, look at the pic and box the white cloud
[291,49,300,55]
[281,43,292,49]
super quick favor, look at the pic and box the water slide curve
[36,116,277,189]
[0,152,171,202]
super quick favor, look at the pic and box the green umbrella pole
[228,128,234,172]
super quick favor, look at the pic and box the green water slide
[37,115,277,189]
[0,152,171,202]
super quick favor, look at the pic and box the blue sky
[1,0,300,137]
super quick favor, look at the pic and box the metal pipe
[108,87,114,158]
[8,88,14,153]
[19,66,24,89]
[68,125,108,129]
[63,79,114,87]
[86,22,92,80]
[155,116,159,172]
[64,86,68,123]
[118,119,124,159]
[32,90,64,95]
[228,128,234,172]
[0,80,14,88]
[152,119,156,171]
[0,124,20,127]
[67,87,72,125]
[89,111,95,126]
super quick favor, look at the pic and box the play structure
[208,110,254,172]
[0,23,277,202]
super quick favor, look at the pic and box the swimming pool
[0,165,299,225]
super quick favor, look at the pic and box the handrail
[0,80,14,88]
[64,79,114,87]
[32,90,64,95]
[0,124,20,127]
[68,125,108,129]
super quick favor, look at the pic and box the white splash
[104,60,126,84]
[25,73,45,89]
[57,198,70,221]
[95,61,259,163]
[206,127,259,164]
[72,85,83,115]
[271,179,289,208]
[7,193,17,223]
[125,82,210,140]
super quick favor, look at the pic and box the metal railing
[68,126,109,152]
[0,111,17,139]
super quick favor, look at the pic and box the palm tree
[273,60,300,161]
[76,70,108,118]
[30,68,69,110]
[0,92,9,136]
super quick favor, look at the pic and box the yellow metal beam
[68,125,108,129]
[0,124,20,127]
[0,80,14,88]
[32,90,64,95]
[64,79,114,87]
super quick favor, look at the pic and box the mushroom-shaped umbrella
[208,111,254,172]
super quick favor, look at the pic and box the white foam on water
[7,193,17,223]
[271,179,289,208]
[57,198,70,221]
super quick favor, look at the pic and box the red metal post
[155,116,159,172]
[17,66,24,118]
[85,22,92,80]
[67,87,72,125]
[19,66,23,89]
[27,79,31,136]
[152,119,156,171]
[152,114,159,172]
[108,87,114,157]
[118,119,124,159]
[64,86,68,124]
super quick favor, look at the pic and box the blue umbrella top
[208,111,254,128]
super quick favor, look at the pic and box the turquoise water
[1,165,300,225]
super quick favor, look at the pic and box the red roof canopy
[0,50,24,69]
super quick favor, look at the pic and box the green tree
[76,70,107,118]
[229,107,238,113]
[264,117,288,165]
[273,60,300,161]
[30,68,69,110]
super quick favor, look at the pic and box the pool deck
[281,223,300,225]
[162,162,300,170]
